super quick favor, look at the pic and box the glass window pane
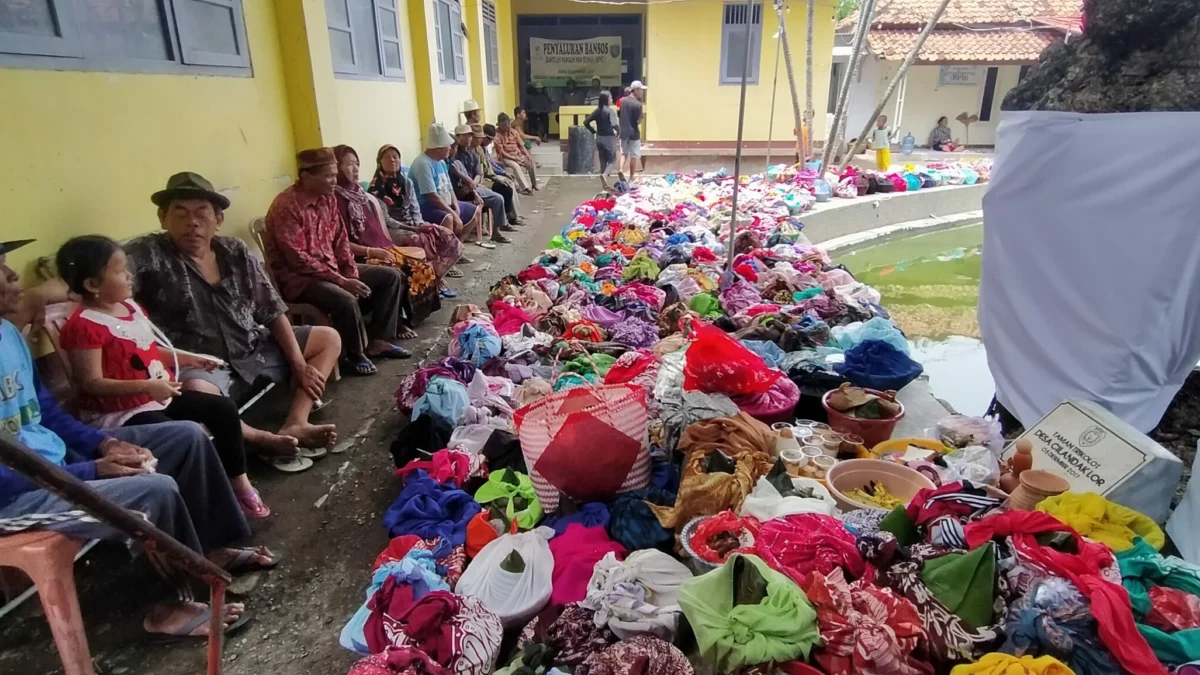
[174,0,237,56]
[325,0,348,26]
[725,30,746,81]
[0,0,58,36]
[437,2,453,78]
[378,6,397,39]
[349,0,379,74]
[329,27,354,67]
[383,40,400,69]
[77,0,171,61]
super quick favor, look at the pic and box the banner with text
[530,37,622,87]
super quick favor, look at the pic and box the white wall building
[832,0,1082,149]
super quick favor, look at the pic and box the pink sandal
[237,489,271,519]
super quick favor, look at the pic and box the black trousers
[298,264,406,361]
[125,390,247,478]
[490,180,518,219]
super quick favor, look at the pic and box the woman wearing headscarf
[368,144,466,289]
[333,145,441,332]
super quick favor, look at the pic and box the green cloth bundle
[474,469,544,530]
[689,292,723,319]
[622,250,661,282]
[679,553,819,671]
[1117,537,1200,665]
[921,542,996,629]
[562,353,616,378]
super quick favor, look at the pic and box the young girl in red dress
[56,236,270,517]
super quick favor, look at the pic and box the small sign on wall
[938,65,982,86]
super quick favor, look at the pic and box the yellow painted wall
[332,0,423,164]
[409,0,475,128]
[495,0,518,116]
[0,0,296,280]
[645,0,837,143]
[511,0,645,16]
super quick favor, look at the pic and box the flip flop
[371,345,412,360]
[265,455,314,473]
[146,608,252,645]
[397,328,419,340]
[219,545,283,574]
[298,447,328,460]
[236,489,271,519]
[446,269,464,278]
[344,359,378,376]
[475,241,497,250]
[440,288,458,299]
[491,234,513,244]
[457,255,474,264]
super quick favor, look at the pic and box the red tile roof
[865,0,1081,27]
[866,28,1061,63]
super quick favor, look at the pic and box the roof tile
[866,28,1059,62]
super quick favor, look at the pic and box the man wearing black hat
[126,172,341,454]
[0,238,275,637]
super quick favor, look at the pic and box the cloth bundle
[679,553,820,671]
[1038,492,1164,553]
[951,653,1075,675]
[341,550,451,654]
[372,535,467,588]
[364,589,503,675]
[740,476,836,520]
[549,524,627,606]
[516,604,619,669]
[383,471,481,547]
[1116,537,1200,665]
[801,567,931,675]
[579,635,694,675]
[473,469,544,531]
[754,513,865,585]
[1001,576,1119,675]
[456,527,555,628]
[412,377,471,427]
[582,549,693,640]
[453,321,503,367]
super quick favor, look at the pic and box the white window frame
[327,0,405,80]
[482,0,499,85]
[0,0,251,75]
[719,1,762,85]
[433,0,466,83]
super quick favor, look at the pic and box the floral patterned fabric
[517,603,620,669]
[579,635,694,675]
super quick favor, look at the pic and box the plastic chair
[0,531,93,675]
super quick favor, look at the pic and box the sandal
[298,447,327,460]
[475,241,497,250]
[264,455,314,473]
[370,345,412,360]
[491,234,513,244]
[397,326,418,340]
[236,489,271,519]
[446,268,464,278]
[440,288,458,299]
[145,607,252,644]
[457,255,474,264]
[345,358,378,376]
[217,545,283,574]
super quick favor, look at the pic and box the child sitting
[56,236,274,518]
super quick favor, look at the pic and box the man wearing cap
[454,124,514,244]
[0,238,279,638]
[495,113,538,194]
[126,172,341,451]
[265,148,411,377]
[411,123,482,239]
[461,98,482,125]
[619,80,647,181]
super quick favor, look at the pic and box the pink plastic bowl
[826,458,935,512]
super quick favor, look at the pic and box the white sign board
[1004,399,1182,522]
[530,37,622,87]
[938,65,981,86]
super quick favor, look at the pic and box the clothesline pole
[726,0,756,273]
[764,27,783,170]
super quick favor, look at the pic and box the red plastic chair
[0,531,93,675]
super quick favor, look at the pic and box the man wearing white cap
[619,81,647,181]
[410,123,480,239]
[453,123,512,246]
[461,99,481,125]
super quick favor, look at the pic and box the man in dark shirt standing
[619,80,647,182]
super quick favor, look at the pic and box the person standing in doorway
[618,81,646,182]
[584,91,619,189]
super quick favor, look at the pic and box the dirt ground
[0,177,603,675]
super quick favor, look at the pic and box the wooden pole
[844,0,952,164]
[726,0,757,272]
[822,0,877,172]
[774,0,805,162]
[803,0,815,160]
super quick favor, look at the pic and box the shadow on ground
[0,177,604,675]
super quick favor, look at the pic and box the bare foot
[278,422,337,449]
[245,429,300,458]
[144,601,244,637]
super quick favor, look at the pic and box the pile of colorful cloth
[344,172,1189,675]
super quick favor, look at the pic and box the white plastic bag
[740,476,836,520]
[581,550,693,640]
[456,527,554,628]
[942,445,1001,486]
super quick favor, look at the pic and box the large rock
[1003,0,1200,112]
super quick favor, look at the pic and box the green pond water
[843,222,983,341]
[841,222,994,415]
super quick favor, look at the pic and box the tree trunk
[822,0,877,171]
[775,0,805,162]
[803,0,815,159]
[844,0,952,164]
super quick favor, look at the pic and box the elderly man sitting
[412,123,482,241]
[125,172,340,455]
[0,239,278,638]
[453,123,512,246]
[265,148,412,378]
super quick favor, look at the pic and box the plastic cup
[780,447,807,477]
[813,455,837,479]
